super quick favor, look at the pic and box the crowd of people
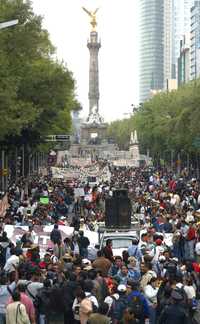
[0,164,200,324]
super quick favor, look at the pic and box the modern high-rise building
[139,0,164,103]
[172,0,194,77]
[140,0,194,102]
[178,33,191,85]
[191,1,200,80]
[164,0,173,88]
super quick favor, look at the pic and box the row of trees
[0,0,78,152]
[107,79,200,164]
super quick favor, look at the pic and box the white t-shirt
[184,285,196,299]
[195,242,200,255]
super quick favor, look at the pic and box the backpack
[129,295,144,319]
[86,294,98,313]
[34,288,52,314]
[48,283,65,313]
[80,298,93,315]
[113,296,128,321]
[107,295,117,320]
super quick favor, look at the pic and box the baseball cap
[82,259,91,265]
[117,284,127,292]
[158,255,166,262]
[155,238,163,245]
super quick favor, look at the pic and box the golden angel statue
[82,7,99,31]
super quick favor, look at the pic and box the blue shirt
[127,268,141,282]
[127,245,143,261]
[127,290,149,317]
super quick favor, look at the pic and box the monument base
[81,122,108,145]
[69,142,116,159]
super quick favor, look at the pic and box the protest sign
[4,225,74,255]
[40,197,49,205]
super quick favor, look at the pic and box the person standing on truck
[103,239,114,262]
[78,231,90,258]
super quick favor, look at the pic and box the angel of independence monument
[78,7,112,157]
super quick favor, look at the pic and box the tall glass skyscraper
[140,0,194,102]
[191,1,200,80]
[172,0,194,76]
[139,0,164,103]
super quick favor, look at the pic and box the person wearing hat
[152,255,166,279]
[61,253,73,271]
[112,284,128,323]
[157,288,190,324]
[144,277,158,324]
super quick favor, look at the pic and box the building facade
[178,33,191,85]
[172,0,194,78]
[139,0,164,102]
[164,0,174,89]
[139,0,195,102]
[191,1,200,80]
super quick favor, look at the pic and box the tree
[107,79,200,166]
[0,0,77,147]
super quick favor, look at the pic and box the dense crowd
[0,165,200,324]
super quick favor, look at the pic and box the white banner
[4,225,74,254]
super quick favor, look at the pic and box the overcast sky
[32,0,139,122]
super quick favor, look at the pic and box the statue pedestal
[81,122,107,145]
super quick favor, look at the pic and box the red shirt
[187,227,196,241]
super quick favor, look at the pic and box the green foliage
[108,80,200,158]
[107,117,136,150]
[0,0,78,148]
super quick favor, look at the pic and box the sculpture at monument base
[86,106,104,125]
[129,130,140,166]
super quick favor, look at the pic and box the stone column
[87,31,101,114]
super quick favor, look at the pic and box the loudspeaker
[105,198,118,228]
[105,196,131,228]
[113,189,128,198]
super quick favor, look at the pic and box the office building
[178,33,191,85]
[172,0,194,78]
[140,0,194,101]
[191,1,200,80]
[139,0,164,102]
